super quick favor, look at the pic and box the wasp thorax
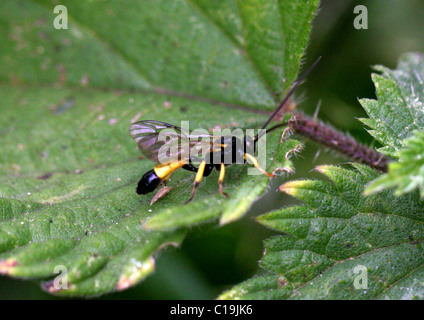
[206,135,254,166]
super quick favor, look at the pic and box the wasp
[129,57,321,203]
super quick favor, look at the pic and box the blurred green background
[1,0,424,299]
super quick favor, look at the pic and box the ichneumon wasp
[129,57,321,203]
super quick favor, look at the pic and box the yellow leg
[244,153,274,177]
[186,161,206,204]
[218,163,229,198]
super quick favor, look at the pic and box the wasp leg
[244,153,274,177]
[218,162,229,198]
[186,161,206,204]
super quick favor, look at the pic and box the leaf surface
[359,53,424,197]
[359,52,424,158]
[0,0,319,296]
[219,164,424,300]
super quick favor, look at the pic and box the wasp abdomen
[136,170,162,194]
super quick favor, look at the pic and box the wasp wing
[129,120,216,163]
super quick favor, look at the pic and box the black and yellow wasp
[129,58,321,203]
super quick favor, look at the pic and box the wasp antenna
[253,121,290,142]
[260,56,321,131]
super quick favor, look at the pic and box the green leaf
[359,53,424,197]
[0,0,319,296]
[219,164,424,300]
[366,130,424,197]
[359,52,424,158]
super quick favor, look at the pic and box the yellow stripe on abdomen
[153,161,187,179]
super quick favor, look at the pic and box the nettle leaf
[219,164,424,300]
[359,53,424,197]
[0,0,318,296]
[366,130,424,198]
[359,52,424,159]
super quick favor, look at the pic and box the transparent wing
[129,120,217,163]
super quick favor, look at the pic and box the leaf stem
[289,113,390,172]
